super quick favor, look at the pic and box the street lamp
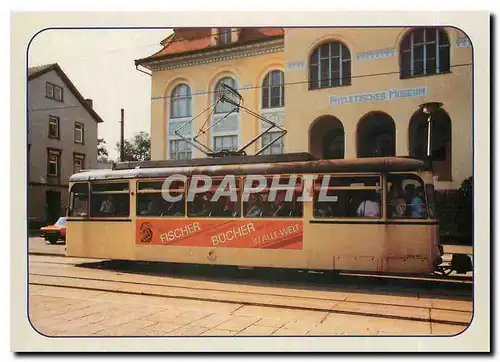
[419,102,443,161]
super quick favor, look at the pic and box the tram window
[187,177,241,218]
[69,183,89,217]
[92,183,129,192]
[136,180,185,217]
[243,176,303,218]
[425,184,436,219]
[90,182,130,217]
[387,174,428,219]
[313,176,381,219]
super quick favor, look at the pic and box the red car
[40,217,66,244]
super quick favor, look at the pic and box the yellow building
[135,27,472,190]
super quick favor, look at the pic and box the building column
[344,123,357,159]
[150,98,165,160]
[396,126,410,157]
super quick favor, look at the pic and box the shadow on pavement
[75,259,472,300]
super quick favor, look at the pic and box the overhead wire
[151,62,473,101]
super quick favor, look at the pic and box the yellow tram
[66,153,443,274]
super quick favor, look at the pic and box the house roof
[28,63,104,123]
[135,28,284,66]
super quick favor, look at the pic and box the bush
[435,176,473,244]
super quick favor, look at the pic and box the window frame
[136,179,186,218]
[48,115,60,139]
[242,175,304,219]
[312,174,383,219]
[73,153,85,174]
[169,139,193,160]
[400,27,451,79]
[89,181,130,218]
[213,135,238,152]
[261,131,284,155]
[170,83,192,119]
[262,70,285,109]
[74,122,84,144]
[47,148,61,177]
[214,77,237,114]
[386,173,429,220]
[68,182,90,217]
[187,176,242,218]
[309,41,352,90]
[45,82,63,102]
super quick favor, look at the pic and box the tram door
[308,174,385,271]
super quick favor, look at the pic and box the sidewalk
[442,244,472,256]
[29,237,66,256]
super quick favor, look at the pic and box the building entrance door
[46,190,61,224]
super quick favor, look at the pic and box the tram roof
[70,156,430,182]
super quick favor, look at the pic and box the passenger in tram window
[99,195,115,215]
[190,194,210,217]
[315,201,333,218]
[356,191,381,218]
[208,195,224,217]
[165,197,184,216]
[272,190,290,217]
[410,187,426,218]
[221,197,239,217]
[139,199,154,216]
[210,196,236,217]
[389,182,407,218]
[246,194,263,217]
[403,184,415,206]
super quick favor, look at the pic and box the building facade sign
[286,61,305,71]
[329,86,428,105]
[356,48,396,61]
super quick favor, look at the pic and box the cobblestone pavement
[28,253,472,337]
[29,285,468,337]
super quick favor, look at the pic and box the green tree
[97,138,109,161]
[116,131,151,162]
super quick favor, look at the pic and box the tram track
[29,255,473,327]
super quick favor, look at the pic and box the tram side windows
[69,183,89,217]
[387,174,428,219]
[187,177,241,218]
[313,176,382,218]
[243,176,303,218]
[90,182,130,217]
[136,180,185,217]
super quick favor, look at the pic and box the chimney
[85,99,93,108]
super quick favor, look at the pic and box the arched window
[309,115,345,160]
[400,27,450,78]
[409,108,452,180]
[215,77,237,114]
[170,84,192,118]
[310,41,351,90]
[212,76,239,152]
[262,70,284,109]
[357,112,396,158]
